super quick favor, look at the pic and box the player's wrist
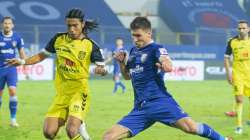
[17,58,26,65]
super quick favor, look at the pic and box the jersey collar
[1,31,13,37]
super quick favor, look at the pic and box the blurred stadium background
[1,0,250,139]
[1,0,249,80]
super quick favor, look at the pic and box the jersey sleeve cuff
[42,48,53,56]
[95,61,105,66]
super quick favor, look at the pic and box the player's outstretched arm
[156,55,173,72]
[6,51,48,66]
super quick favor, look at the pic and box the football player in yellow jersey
[6,8,107,140]
[224,20,250,134]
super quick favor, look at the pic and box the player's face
[131,29,151,48]
[2,18,14,34]
[238,23,249,38]
[66,18,84,39]
[116,39,123,47]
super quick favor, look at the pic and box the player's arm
[18,48,26,59]
[224,40,233,85]
[90,41,107,76]
[6,48,51,66]
[17,38,26,59]
[7,33,57,66]
[114,52,130,80]
[155,47,173,72]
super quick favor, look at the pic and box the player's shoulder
[87,38,100,49]
[12,32,23,39]
[151,42,166,51]
[227,35,238,43]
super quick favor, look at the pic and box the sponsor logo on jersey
[12,41,17,47]
[78,51,86,60]
[0,42,6,47]
[129,65,144,74]
[3,38,11,41]
[0,49,14,54]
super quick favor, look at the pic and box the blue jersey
[126,42,171,104]
[0,32,24,68]
[112,47,126,75]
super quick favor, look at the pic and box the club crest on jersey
[78,51,86,60]
[141,53,148,63]
[12,41,17,47]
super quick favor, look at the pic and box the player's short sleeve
[16,36,24,50]
[44,34,58,53]
[90,41,105,65]
[155,45,168,60]
[225,39,232,58]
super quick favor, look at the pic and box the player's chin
[135,42,143,47]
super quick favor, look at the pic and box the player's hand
[156,56,173,72]
[94,66,107,76]
[114,51,126,63]
[6,58,25,66]
[226,74,233,85]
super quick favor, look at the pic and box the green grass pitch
[0,80,249,140]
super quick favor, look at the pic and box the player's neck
[239,36,249,40]
[2,30,13,37]
[143,39,154,47]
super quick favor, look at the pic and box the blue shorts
[118,97,189,136]
[0,67,17,90]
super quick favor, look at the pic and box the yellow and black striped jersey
[44,32,104,80]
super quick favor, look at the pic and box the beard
[134,41,144,47]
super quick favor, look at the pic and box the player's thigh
[43,117,65,134]
[6,68,17,88]
[113,74,120,81]
[117,107,154,137]
[68,92,90,121]
[103,124,131,140]
[243,86,250,97]
[46,95,69,121]
[233,83,244,96]
[0,74,6,92]
[151,97,189,126]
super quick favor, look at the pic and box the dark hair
[238,20,248,25]
[130,16,151,30]
[65,8,98,34]
[1,16,14,23]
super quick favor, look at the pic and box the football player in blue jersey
[103,17,232,140]
[0,16,26,127]
[106,38,126,94]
